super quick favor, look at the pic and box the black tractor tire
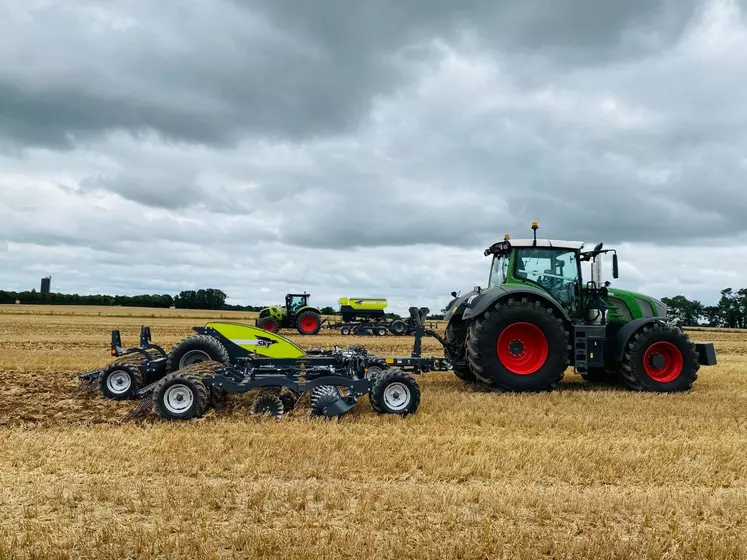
[167,335,230,373]
[370,369,421,416]
[444,318,476,382]
[466,297,569,392]
[152,371,210,421]
[390,320,407,336]
[619,322,699,392]
[99,362,144,400]
[257,316,280,334]
[296,310,322,335]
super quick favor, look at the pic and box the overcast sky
[1,0,746,314]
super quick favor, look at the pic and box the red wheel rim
[300,317,318,333]
[643,341,683,383]
[263,320,276,332]
[497,322,549,375]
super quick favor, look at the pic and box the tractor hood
[604,287,669,319]
[443,285,573,324]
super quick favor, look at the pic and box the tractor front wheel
[296,310,322,335]
[257,316,280,333]
[620,323,699,392]
[466,297,569,392]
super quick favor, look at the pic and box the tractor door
[513,248,582,318]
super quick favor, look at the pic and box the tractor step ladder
[573,325,606,374]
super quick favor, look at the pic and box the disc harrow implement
[73,307,451,422]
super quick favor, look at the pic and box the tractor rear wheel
[619,323,699,392]
[167,335,230,373]
[257,316,280,333]
[444,318,476,382]
[296,310,322,335]
[466,297,569,392]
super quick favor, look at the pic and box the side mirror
[612,254,619,279]
[593,242,604,255]
[450,291,458,298]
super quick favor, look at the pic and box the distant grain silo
[40,276,52,294]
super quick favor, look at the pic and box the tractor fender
[461,285,572,324]
[612,318,665,361]
[443,292,477,322]
[297,306,322,315]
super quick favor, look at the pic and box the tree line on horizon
[662,289,747,328]
[2,287,744,326]
[0,288,446,319]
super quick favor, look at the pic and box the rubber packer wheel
[466,297,569,392]
[444,318,476,382]
[296,310,321,335]
[619,322,699,392]
[99,362,144,400]
[166,334,230,373]
[152,371,210,421]
[257,316,280,333]
[369,369,420,415]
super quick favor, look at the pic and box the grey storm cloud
[0,0,707,149]
[1,0,747,308]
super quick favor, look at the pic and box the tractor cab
[286,293,310,315]
[484,226,617,323]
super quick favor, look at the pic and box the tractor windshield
[489,255,510,288]
[288,295,307,313]
[514,248,580,311]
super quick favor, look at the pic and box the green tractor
[443,223,717,393]
[255,292,323,335]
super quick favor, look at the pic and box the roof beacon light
[504,234,510,240]
[531,221,539,246]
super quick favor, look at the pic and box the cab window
[514,249,579,310]
[489,255,509,288]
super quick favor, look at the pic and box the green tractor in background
[255,292,323,335]
[443,223,717,393]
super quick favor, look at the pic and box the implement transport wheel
[466,297,569,392]
[152,371,210,421]
[620,323,699,392]
[257,316,280,333]
[296,310,322,335]
[370,369,420,416]
[390,320,407,336]
[167,335,230,373]
[375,326,388,337]
[340,326,351,335]
[99,362,144,400]
[444,318,476,383]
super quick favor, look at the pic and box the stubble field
[1,305,747,559]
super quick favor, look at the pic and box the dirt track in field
[2,306,747,559]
